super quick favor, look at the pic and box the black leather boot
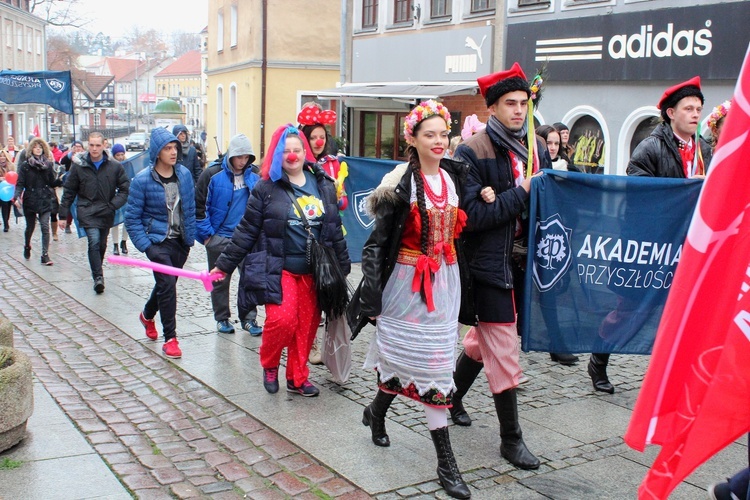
[588,353,614,394]
[430,426,471,499]
[550,352,579,365]
[362,390,397,447]
[494,390,540,470]
[450,352,484,426]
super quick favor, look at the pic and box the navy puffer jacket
[125,128,196,252]
[214,163,350,306]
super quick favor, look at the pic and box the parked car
[125,132,149,151]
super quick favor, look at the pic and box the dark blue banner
[521,171,702,355]
[339,156,399,262]
[0,71,73,114]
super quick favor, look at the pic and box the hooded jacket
[14,138,61,214]
[627,122,710,178]
[214,162,350,307]
[125,127,196,252]
[195,134,259,243]
[173,124,202,183]
[58,144,129,228]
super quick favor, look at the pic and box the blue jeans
[84,227,110,280]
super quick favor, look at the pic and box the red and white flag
[624,44,750,499]
[32,124,39,137]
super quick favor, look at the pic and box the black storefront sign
[506,2,748,81]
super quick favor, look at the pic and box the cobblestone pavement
[0,227,369,499]
[0,222,743,499]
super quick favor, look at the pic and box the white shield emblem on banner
[352,189,374,229]
[45,79,65,94]
[532,214,573,292]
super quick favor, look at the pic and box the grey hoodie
[226,134,256,166]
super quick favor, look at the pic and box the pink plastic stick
[107,255,223,292]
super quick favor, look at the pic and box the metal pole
[135,59,139,130]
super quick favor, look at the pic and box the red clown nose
[315,138,325,148]
[286,152,299,163]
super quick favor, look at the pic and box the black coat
[59,152,130,229]
[214,163,350,307]
[354,159,470,334]
[627,122,710,178]
[14,157,61,214]
[453,130,545,290]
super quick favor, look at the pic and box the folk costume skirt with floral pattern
[364,261,460,408]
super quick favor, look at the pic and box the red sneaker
[139,312,158,340]
[162,338,182,358]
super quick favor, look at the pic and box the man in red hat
[587,78,709,395]
[627,76,708,178]
[450,62,549,471]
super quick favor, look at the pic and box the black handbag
[286,190,349,318]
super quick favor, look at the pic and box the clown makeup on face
[308,125,327,159]
[282,135,306,177]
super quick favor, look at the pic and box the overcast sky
[70,0,208,39]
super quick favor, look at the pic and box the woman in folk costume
[359,100,471,499]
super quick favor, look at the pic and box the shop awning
[307,83,477,100]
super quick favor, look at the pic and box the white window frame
[217,10,224,52]
[230,5,238,48]
[229,83,237,137]
[216,85,224,149]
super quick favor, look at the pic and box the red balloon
[4,170,18,185]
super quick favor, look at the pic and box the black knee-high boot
[430,426,471,499]
[494,389,540,470]
[588,353,614,394]
[450,351,484,426]
[362,389,397,447]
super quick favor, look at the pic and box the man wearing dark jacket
[59,132,129,293]
[587,77,708,394]
[173,124,202,183]
[627,76,707,179]
[451,62,545,471]
[196,134,262,335]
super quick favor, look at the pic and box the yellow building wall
[206,0,341,161]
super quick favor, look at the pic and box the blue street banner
[521,171,702,355]
[339,156,400,262]
[0,71,73,114]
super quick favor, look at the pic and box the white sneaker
[518,373,530,385]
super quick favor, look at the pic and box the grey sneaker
[94,276,105,294]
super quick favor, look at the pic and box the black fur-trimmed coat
[351,158,470,336]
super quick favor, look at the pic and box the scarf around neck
[486,115,529,163]
[27,154,49,169]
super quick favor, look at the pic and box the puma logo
[465,36,487,64]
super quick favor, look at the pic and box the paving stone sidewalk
[0,246,368,499]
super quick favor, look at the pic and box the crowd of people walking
[2,60,739,498]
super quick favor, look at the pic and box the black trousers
[143,238,190,340]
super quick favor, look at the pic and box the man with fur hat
[58,132,130,293]
[195,134,263,336]
[125,128,196,359]
[173,124,203,183]
[451,62,547,471]
[627,76,707,178]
